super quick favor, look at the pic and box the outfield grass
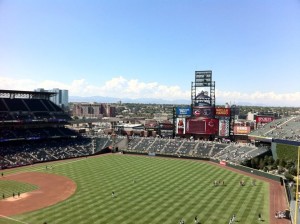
[0,179,38,200]
[0,217,23,224]
[3,155,269,224]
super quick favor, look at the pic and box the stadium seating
[249,115,300,142]
[164,139,183,154]
[0,138,93,169]
[0,98,71,123]
[125,137,269,164]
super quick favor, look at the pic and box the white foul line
[0,215,30,224]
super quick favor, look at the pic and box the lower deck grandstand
[249,115,300,141]
[0,134,270,170]
[125,136,269,163]
[0,137,93,169]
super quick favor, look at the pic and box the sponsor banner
[220,160,227,166]
[159,123,174,130]
[176,118,186,135]
[215,108,231,117]
[175,107,192,116]
[256,116,274,123]
[145,122,159,130]
[234,126,251,135]
[193,106,215,118]
[218,119,229,137]
[185,118,218,135]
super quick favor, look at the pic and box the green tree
[259,158,266,170]
[267,156,274,166]
[279,159,287,168]
[286,161,295,169]
[289,167,297,176]
[251,158,259,169]
[284,172,294,182]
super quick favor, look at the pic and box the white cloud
[0,76,299,106]
[216,90,300,106]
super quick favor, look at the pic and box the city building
[35,88,69,110]
[72,103,116,118]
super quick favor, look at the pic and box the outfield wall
[210,159,282,183]
[123,151,281,183]
[123,151,210,161]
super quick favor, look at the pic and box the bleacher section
[127,137,143,151]
[164,139,183,154]
[125,137,269,163]
[0,90,102,170]
[249,116,300,142]
[176,140,195,155]
[0,138,93,169]
[213,143,269,163]
[148,139,169,153]
[134,138,156,152]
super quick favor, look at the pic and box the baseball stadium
[0,71,296,224]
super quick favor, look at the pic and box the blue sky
[0,0,300,106]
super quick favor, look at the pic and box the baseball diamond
[0,154,289,224]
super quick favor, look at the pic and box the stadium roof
[0,89,56,99]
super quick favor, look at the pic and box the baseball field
[0,154,288,224]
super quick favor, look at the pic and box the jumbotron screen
[185,118,219,135]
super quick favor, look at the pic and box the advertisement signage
[215,108,231,117]
[256,116,274,123]
[185,118,219,135]
[218,119,229,137]
[175,107,191,116]
[176,118,186,135]
[193,106,215,118]
[159,123,174,130]
[220,160,227,166]
[234,126,251,135]
[145,122,159,130]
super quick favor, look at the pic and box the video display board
[193,106,215,118]
[195,71,212,87]
[185,118,219,135]
[176,117,186,135]
[218,119,230,137]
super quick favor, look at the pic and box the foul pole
[294,146,300,224]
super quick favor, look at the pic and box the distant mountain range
[69,96,191,105]
[69,95,271,106]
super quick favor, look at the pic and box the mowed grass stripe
[0,180,38,200]
[8,155,270,224]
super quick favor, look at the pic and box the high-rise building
[35,88,69,110]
